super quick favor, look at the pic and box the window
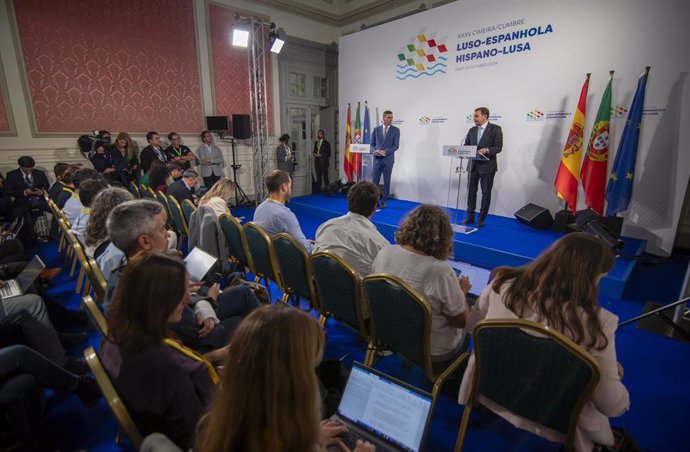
[289,72,306,97]
[313,76,328,98]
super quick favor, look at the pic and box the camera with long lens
[77,129,111,160]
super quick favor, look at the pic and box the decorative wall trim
[252,0,418,26]
[0,48,17,137]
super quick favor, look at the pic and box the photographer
[4,156,51,246]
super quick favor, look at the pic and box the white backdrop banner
[339,0,690,255]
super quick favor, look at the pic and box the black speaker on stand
[232,114,251,140]
[514,203,554,230]
[553,208,575,232]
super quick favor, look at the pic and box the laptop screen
[184,247,218,282]
[337,363,433,452]
[448,260,491,296]
[17,256,46,293]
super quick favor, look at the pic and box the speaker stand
[228,137,253,207]
[450,156,477,235]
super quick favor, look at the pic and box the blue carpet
[35,197,690,451]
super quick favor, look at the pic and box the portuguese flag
[555,74,590,214]
[353,102,362,178]
[581,73,613,215]
[344,103,353,180]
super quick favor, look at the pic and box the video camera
[77,129,111,160]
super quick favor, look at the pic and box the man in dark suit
[312,129,331,189]
[139,131,168,173]
[167,169,198,204]
[370,110,400,208]
[463,107,503,227]
[5,156,52,245]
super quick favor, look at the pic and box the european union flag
[605,69,649,216]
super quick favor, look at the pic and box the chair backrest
[129,182,141,198]
[167,195,189,236]
[84,346,143,449]
[181,199,196,226]
[82,295,108,337]
[142,187,156,200]
[362,274,434,378]
[469,319,601,444]
[243,222,282,288]
[219,213,253,272]
[312,251,367,339]
[273,233,320,310]
[86,257,107,303]
[154,191,174,230]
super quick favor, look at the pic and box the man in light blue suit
[370,110,400,208]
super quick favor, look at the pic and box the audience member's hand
[203,159,211,165]
[338,440,376,452]
[319,420,348,446]
[617,361,624,379]
[458,275,472,294]
[203,344,229,364]
[104,168,116,174]
[189,281,204,293]
[0,280,6,288]
[196,314,216,338]
[207,283,220,301]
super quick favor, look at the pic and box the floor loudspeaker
[232,114,250,139]
[514,203,554,230]
[553,209,575,232]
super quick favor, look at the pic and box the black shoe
[75,376,101,407]
[462,216,475,225]
[477,216,487,227]
[64,357,89,376]
[58,331,88,348]
[377,200,387,209]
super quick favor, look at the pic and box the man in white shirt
[314,181,389,278]
[253,170,312,252]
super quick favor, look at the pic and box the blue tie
[477,126,484,144]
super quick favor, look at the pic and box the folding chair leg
[364,341,377,367]
[318,314,327,327]
[280,293,290,304]
[454,403,473,452]
[76,267,85,294]
[69,254,78,277]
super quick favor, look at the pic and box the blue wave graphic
[396,64,409,68]
[396,69,446,80]
[395,67,416,75]
[439,56,448,60]
[426,62,447,70]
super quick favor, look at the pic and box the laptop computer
[183,247,218,282]
[0,255,46,300]
[330,362,434,452]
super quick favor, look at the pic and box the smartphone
[197,272,222,296]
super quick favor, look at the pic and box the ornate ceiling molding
[252,0,420,26]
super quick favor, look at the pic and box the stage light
[270,35,285,54]
[575,209,624,251]
[269,22,284,54]
[232,26,249,47]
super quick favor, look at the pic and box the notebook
[448,259,492,296]
[330,362,434,452]
[0,255,46,300]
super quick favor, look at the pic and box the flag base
[451,224,478,235]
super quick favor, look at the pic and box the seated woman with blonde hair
[198,177,236,218]
[459,233,629,451]
[101,252,219,449]
[196,304,374,452]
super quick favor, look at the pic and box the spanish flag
[555,74,590,214]
[344,103,353,180]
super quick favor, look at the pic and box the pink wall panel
[13,0,202,133]
[209,4,273,133]
[0,86,9,132]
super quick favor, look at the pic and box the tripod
[226,136,252,207]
